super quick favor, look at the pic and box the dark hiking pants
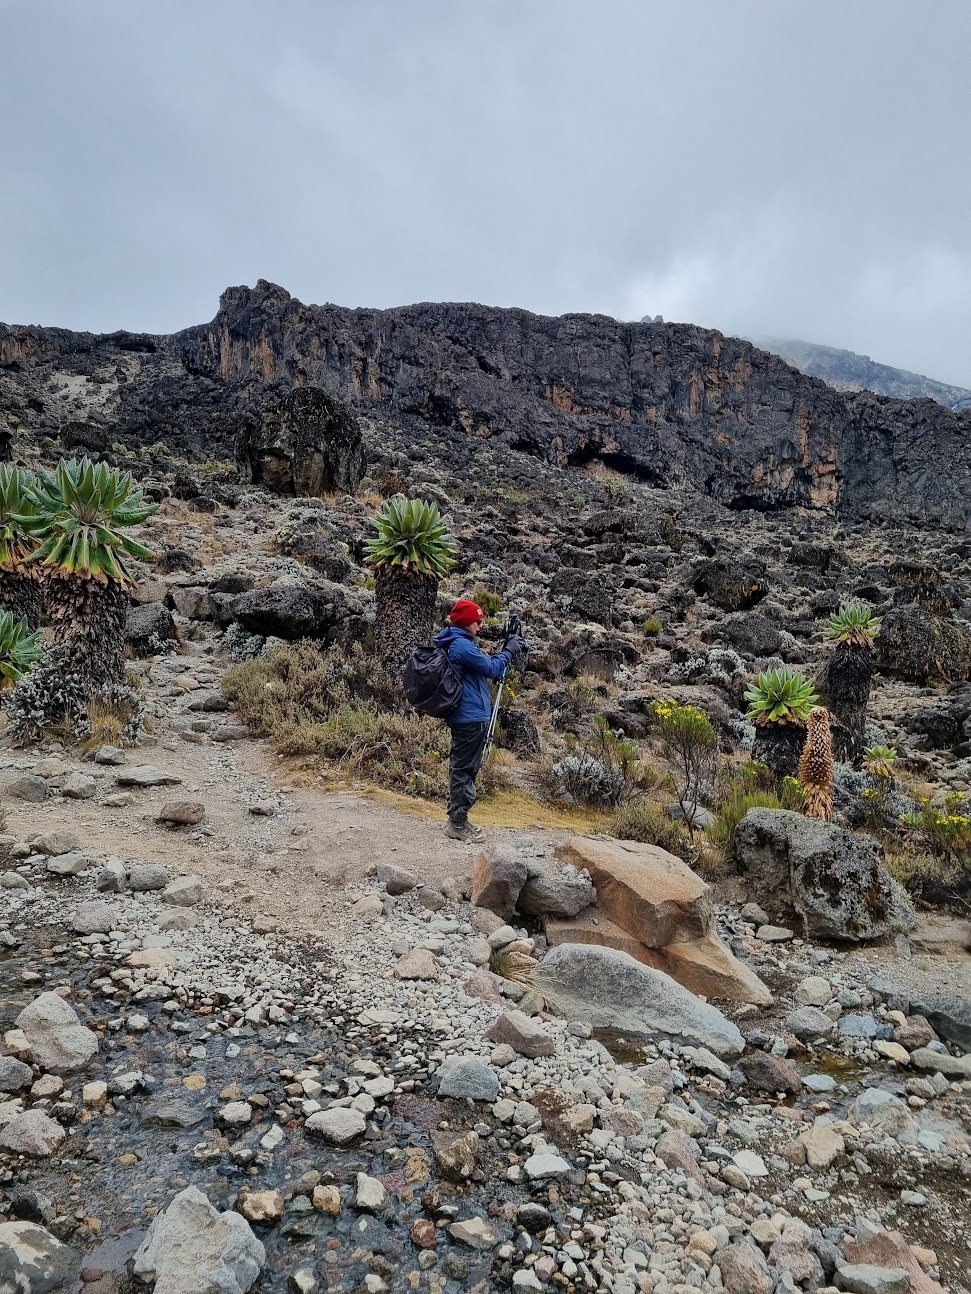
[447,721,489,826]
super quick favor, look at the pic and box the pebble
[523,1151,571,1180]
[305,1108,366,1145]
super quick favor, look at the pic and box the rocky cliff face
[3,280,971,530]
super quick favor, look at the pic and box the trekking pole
[483,614,522,758]
[484,668,506,758]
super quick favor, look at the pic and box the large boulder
[545,906,771,1006]
[230,580,351,640]
[0,1110,66,1157]
[692,556,768,611]
[876,606,971,683]
[719,614,782,659]
[15,992,98,1074]
[550,836,770,1004]
[556,836,710,945]
[0,1220,80,1293]
[535,943,744,1056]
[132,1185,265,1294]
[237,387,365,497]
[734,809,916,942]
[126,602,179,657]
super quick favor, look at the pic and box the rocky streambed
[2,836,971,1294]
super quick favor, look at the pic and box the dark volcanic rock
[126,603,178,656]
[876,606,971,682]
[231,582,351,640]
[720,614,782,658]
[5,279,971,529]
[237,386,365,497]
[692,557,768,611]
[734,808,916,942]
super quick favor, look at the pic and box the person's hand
[505,634,526,658]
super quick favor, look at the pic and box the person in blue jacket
[434,599,525,842]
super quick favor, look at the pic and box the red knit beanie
[449,599,484,628]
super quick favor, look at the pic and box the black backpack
[403,645,463,718]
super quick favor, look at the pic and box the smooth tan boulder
[471,844,526,919]
[546,907,771,1005]
[546,906,648,961]
[556,837,710,946]
[662,934,772,1006]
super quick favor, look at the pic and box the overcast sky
[2,0,969,386]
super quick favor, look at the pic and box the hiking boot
[443,819,487,844]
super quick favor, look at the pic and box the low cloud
[1,0,968,385]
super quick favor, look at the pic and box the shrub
[884,847,937,892]
[3,663,142,747]
[472,587,503,619]
[642,617,662,636]
[603,478,630,502]
[273,702,455,797]
[223,640,390,728]
[80,684,143,750]
[650,700,718,836]
[608,801,691,860]
[222,640,503,801]
[271,505,327,556]
[892,793,971,911]
[547,754,621,808]
[544,718,643,808]
[901,792,971,870]
[708,778,785,864]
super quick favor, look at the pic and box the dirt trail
[2,659,570,942]
[4,637,968,989]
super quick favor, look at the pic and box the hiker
[434,599,525,843]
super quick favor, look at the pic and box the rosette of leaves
[19,458,157,692]
[0,465,43,628]
[0,610,44,687]
[862,744,897,781]
[745,667,819,778]
[364,497,455,683]
[822,605,881,766]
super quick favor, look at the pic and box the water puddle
[593,1028,651,1065]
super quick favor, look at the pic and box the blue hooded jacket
[433,625,513,726]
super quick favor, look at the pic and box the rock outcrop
[876,606,971,683]
[734,809,916,942]
[236,386,365,497]
[551,836,771,1005]
[4,280,971,530]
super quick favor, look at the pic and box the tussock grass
[707,789,783,864]
[223,640,508,802]
[608,800,692,861]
